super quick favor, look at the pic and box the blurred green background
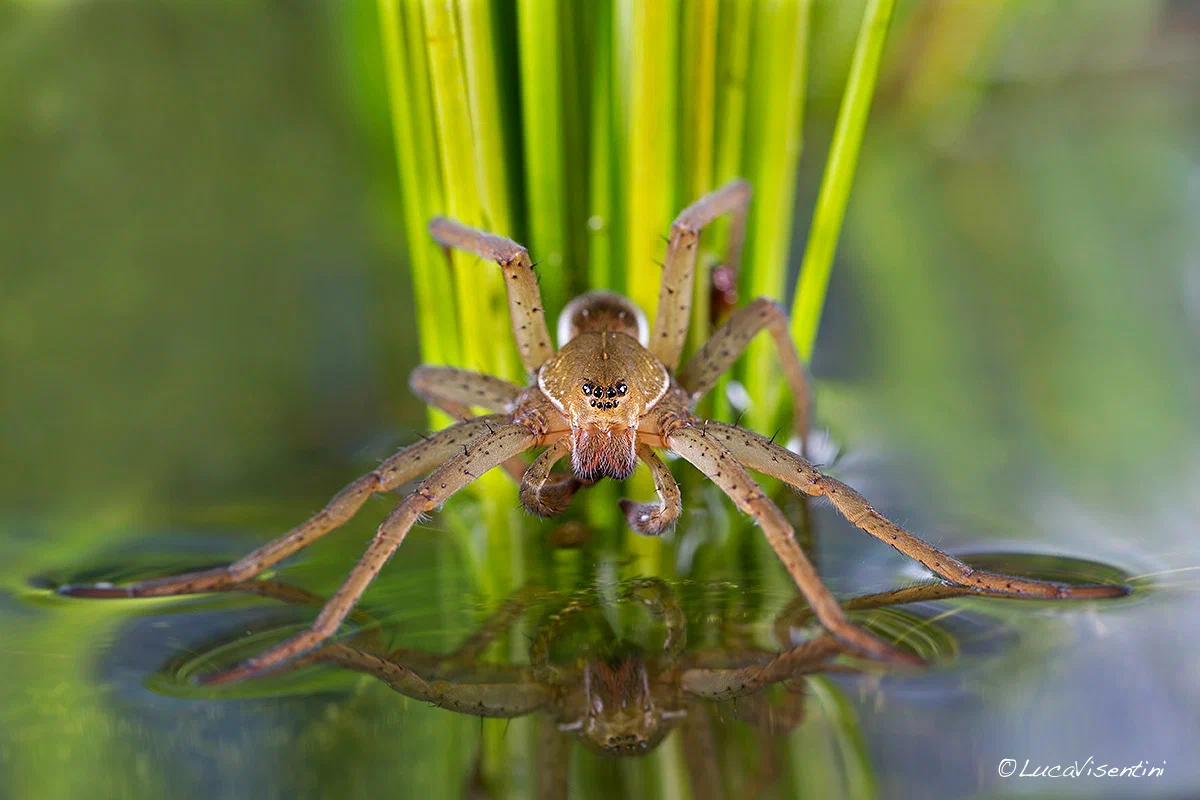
[2,1,1199,799]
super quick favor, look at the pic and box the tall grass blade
[790,0,897,360]
[739,0,812,432]
[517,0,569,318]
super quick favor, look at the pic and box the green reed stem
[587,1,616,291]
[739,0,812,433]
[680,0,720,356]
[517,0,569,318]
[620,0,679,318]
[791,0,897,360]
[376,0,458,368]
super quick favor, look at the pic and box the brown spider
[59,179,1127,683]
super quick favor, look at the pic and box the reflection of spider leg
[680,707,724,800]
[623,577,687,659]
[666,425,919,666]
[220,579,390,653]
[200,423,537,684]
[620,443,682,535]
[519,438,587,517]
[704,422,1130,600]
[58,415,515,600]
[650,179,751,369]
[679,636,849,702]
[772,582,979,645]
[317,643,550,718]
[530,593,605,686]
[537,715,570,800]
[678,297,812,446]
[444,584,544,663]
[428,217,555,374]
[725,679,809,737]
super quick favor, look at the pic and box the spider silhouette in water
[181,577,989,796]
[60,179,1127,683]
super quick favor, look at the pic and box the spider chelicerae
[60,179,1127,683]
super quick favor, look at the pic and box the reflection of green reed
[376,1,895,796]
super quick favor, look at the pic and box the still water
[6,416,1195,799]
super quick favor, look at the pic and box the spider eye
[606,387,616,398]
[616,382,627,396]
[582,383,594,396]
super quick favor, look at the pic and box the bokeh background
[2,1,1199,798]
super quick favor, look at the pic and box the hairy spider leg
[678,297,813,450]
[704,422,1131,600]
[650,179,752,370]
[620,443,683,535]
[771,581,986,649]
[664,425,921,666]
[408,365,524,415]
[57,415,515,600]
[199,423,537,684]
[428,217,555,375]
[409,364,582,498]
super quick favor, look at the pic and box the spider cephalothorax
[538,297,669,481]
[61,179,1128,685]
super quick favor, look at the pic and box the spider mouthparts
[571,426,637,481]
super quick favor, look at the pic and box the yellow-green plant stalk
[791,0,897,361]
[374,1,897,794]
[738,0,812,433]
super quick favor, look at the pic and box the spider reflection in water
[187,576,993,796]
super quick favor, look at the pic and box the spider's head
[537,328,669,481]
[556,654,685,758]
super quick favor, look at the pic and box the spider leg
[216,578,391,653]
[651,179,752,369]
[198,423,537,684]
[409,365,523,415]
[677,297,812,447]
[428,217,554,374]
[772,582,980,646]
[518,437,588,517]
[317,643,550,718]
[408,364,533,485]
[666,425,920,666]
[58,415,514,600]
[620,443,682,535]
[704,422,1131,600]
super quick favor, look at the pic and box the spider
[60,179,1128,683]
